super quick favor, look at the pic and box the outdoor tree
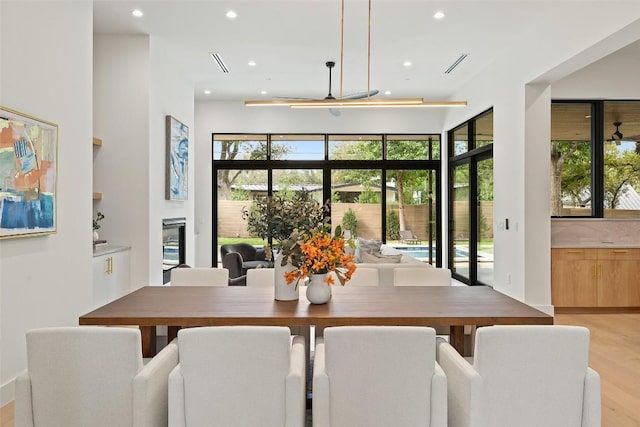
[603,143,640,209]
[550,140,589,215]
[551,139,640,214]
[216,140,288,200]
[332,139,431,231]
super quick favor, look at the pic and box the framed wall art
[0,106,58,239]
[166,115,189,201]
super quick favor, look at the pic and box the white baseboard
[0,377,14,408]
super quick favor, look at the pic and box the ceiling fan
[273,61,379,116]
[611,121,623,145]
[244,0,466,111]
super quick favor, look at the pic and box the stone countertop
[93,245,131,257]
[551,218,640,248]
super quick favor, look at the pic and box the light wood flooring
[1,313,638,427]
[555,313,640,427]
[0,401,12,427]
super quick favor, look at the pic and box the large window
[551,100,640,217]
[449,109,494,286]
[213,134,442,267]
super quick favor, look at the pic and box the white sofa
[356,244,432,286]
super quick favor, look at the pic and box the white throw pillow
[355,238,382,263]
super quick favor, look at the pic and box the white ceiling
[92,0,623,103]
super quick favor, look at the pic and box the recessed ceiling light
[248,61,256,67]
[131,9,143,17]
[204,90,211,95]
[260,90,267,95]
[384,90,391,95]
[226,10,237,19]
[433,11,445,20]
[403,61,412,67]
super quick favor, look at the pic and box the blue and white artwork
[166,116,188,200]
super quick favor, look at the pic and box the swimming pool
[392,245,488,260]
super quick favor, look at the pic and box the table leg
[168,326,181,342]
[140,326,157,357]
[450,326,465,355]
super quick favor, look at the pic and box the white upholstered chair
[436,325,601,427]
[346,266,379,286]
[169,326,306,427]
[15,327,178,427]
[393,266,452,286]
[170,267,228,286]
[246,267,275,287]
[313,326,447,427]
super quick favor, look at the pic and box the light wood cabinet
[92,247,131,309]
[552,248,640,308]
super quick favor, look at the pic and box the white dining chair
[15,327,178,427]
[246,267,275,287]
[313,326,446,427]
[436,325,601,427]
[393,266,452,286]
[346,266,379,286]
[169,326,306,427]
[247,267,310,360]
[170,267,228,286]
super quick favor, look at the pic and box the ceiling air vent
[210,52,229,73]
[444,53,469,74]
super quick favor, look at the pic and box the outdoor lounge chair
[400,230,420,244]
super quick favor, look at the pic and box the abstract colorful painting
[0,107,57,239]
[165,115,188,201]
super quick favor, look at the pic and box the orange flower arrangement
[283,225,356,287]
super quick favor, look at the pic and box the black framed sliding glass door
[448,109,494,286]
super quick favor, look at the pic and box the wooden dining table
[79,285,553,357]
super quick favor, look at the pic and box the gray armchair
[220,243,269,279]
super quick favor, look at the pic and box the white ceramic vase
[93,230,99,241]
[273,253,299,301]
[306,273,332,304]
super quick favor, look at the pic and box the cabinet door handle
[613,249,628,254]
[567,250,583,253]
[593,263,597,278]
[107,257,113,274]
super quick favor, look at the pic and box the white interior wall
[0,1,93,405]
[194,103,445,267]
[94,35,151,290]
[524,84,552,310]
[552,39,640,99]
[148,36,195,280]
[441,5,640,307]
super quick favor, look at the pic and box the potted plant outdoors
[281,224,356,304]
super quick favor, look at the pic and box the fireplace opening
[163,217,186,284]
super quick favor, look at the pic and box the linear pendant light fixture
[244,0,466,109]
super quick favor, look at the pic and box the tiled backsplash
[551,218,640,247]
